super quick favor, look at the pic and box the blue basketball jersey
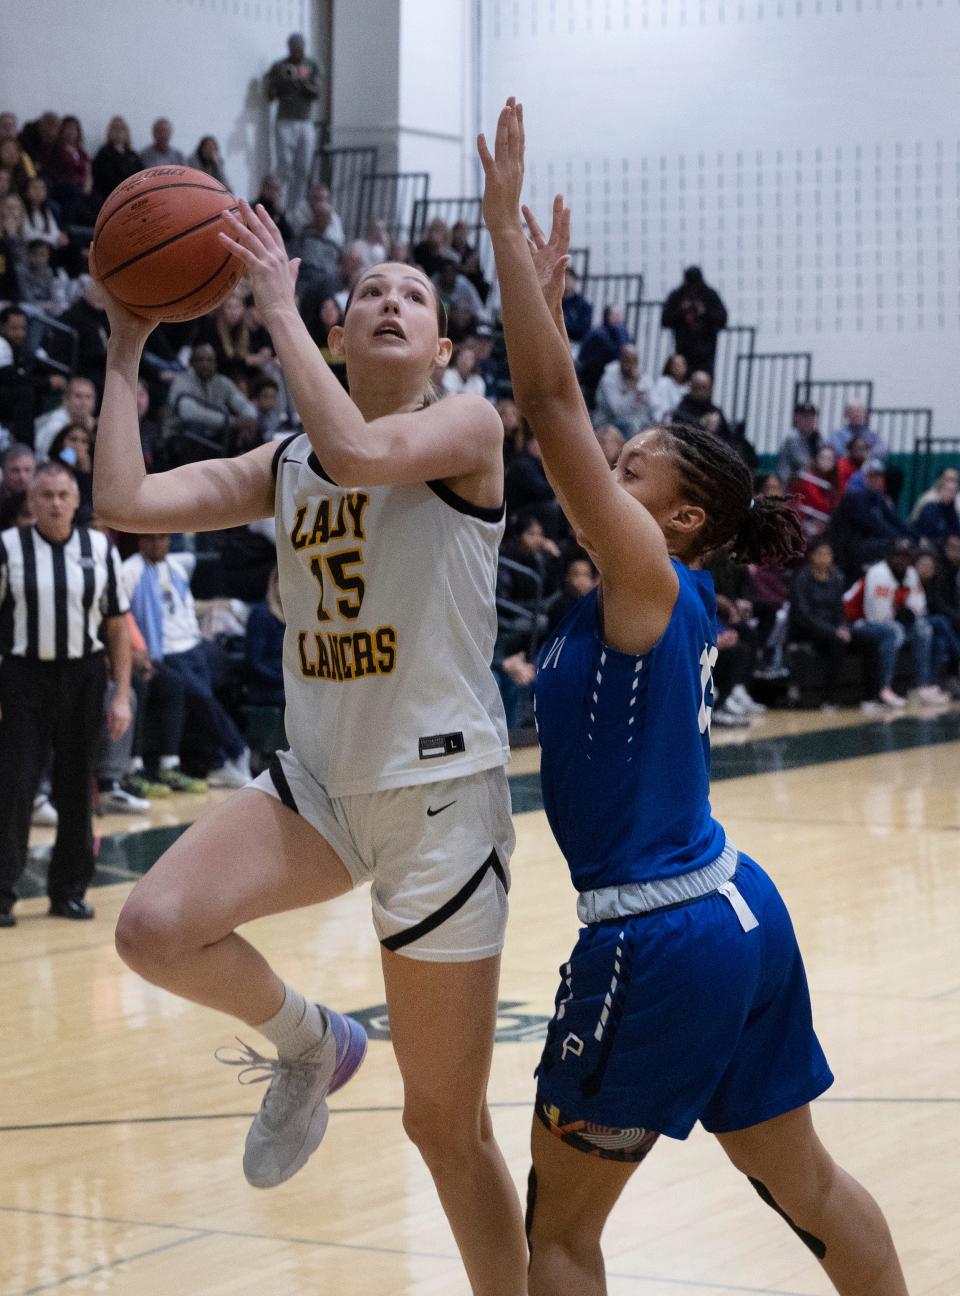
[534,561,726,891]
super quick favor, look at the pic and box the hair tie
[749,498,756,511]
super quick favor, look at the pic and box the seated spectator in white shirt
[593,345,654,437]
[649,353,689,422]
[33,375,97,460]
[122,535,251,786]
[441,344,486,398]
[291,181,345,244]
[355,218,390,268]
[139,118,185,170]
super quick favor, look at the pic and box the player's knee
[115,891,190,975]
[401,1094,483,1166]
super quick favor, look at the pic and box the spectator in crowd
[293,184,343,293]
[332,241,368,313]
[661,265,728,375]
[827,402,885,459]
[95,609,154,815]
[0,137,35,193]
[245,567,286,707]
[292,180,344,244]
[777,401,820,483]
[706,551,765,718]
[18,112,61,174]
[545,549,598,634]
[500,513,562,602]
[672,369,731,442]
[792,444,839,542]
[505,426,562,537]
[48,115,95,222]
[18,238,63,312]
[264,31,322,215]
[649,353,689,422]
[0,304,67,444]
[0,462,131,926]
[251,172,292,244]
[48,421,94,522]
[140,117,185,170]
[596,424,625,468]
[576,305,632,401]
[302,290,343,353]
[34,374,97,459]
[441,343,486,398]
[829,458,913,580]
[754,471,786,498]
[464,322,498,397]
[196,291,274,390]
[251,376,288,441]
[497,398,524,468]
[120,624,203,798]
[0,442,34,526]
[0,112,19,150]
[22,176,67,253]
[56,275,110,389]
[1,191,29,265]
[122,534,251,786]
[450,219,490,303]
[837,431,870,494]
[354,217,390,268]
[188,136,230,190]
[789,539,851,708]
[914,550,960,696]
[561,267,593,348]
[593,344,654,437]
[909,468,960,525]
[0,197,23,303]
[92,116,143,203]
[164,343,257,463]
[413,217,453,279]
[492,643,538,729]
[846,538,945,709]
[433,252,488,341]
[913,470,960,545]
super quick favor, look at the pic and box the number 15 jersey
[271,434,510,798]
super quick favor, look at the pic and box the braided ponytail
[657,421,805,565]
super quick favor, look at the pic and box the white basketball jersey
[271,434,510,797]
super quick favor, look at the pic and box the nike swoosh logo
[426,800,457,817]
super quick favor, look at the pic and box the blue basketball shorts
[534,854,834,1141]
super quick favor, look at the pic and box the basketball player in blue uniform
[93,218,528,1291]
[481,100,908,1296]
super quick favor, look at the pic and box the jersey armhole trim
[270,433,300,481]
[426,478,505,522]
[307,451,338,485]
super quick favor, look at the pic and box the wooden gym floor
[2,706,959,1295]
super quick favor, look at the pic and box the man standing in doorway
[0,462,131,927]
[264,32,322,217]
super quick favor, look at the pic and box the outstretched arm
[480,100,677,646]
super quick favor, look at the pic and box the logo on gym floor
[348,1001,550,1043]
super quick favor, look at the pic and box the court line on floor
[3,1093,959,1135]
[13,1232,208,1296]
[0,1205,819,1296]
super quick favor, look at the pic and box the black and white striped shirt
[0,525,129,661]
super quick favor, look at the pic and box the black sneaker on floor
[48,898,95,920]
[0,910,16,928]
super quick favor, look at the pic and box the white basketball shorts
[250,751,515,962]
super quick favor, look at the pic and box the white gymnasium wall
[0,0,326,204]
[479,0,960,435]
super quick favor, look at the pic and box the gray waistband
[576,841,739,925]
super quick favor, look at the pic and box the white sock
[129,757,145,773]
[256,984,327,1060]
[160,755,180,771]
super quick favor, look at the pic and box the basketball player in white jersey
[93,206,528,1294]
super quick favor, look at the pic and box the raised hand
[218,200,301,323]
[478,97,525,235]
[522,194,571,319]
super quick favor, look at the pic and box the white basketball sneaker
[217,1008,367,1188]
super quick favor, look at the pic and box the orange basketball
[92,166,243,322]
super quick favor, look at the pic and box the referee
[0,461,131,927]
